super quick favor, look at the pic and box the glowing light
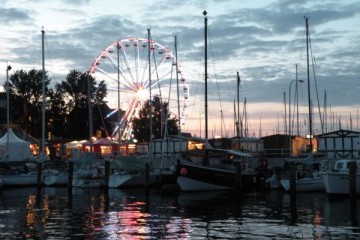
[136,88,148,101]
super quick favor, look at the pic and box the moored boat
[279,157,324,192]
[322,159,360,195]
[176,11,260,193]
[0,162,41,187]
[108,153,176,188]
[43,169,68,186]
[176,147,259,192]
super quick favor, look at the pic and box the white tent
[0,128,32,161]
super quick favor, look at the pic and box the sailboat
[176,11,258,192]
[280,17,324,192]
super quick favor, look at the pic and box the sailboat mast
[237,72,241,138]
[117,41,121,142]
[305,17,313,153]
[147,28,153,149]
[204,11,208,141]
[87,73,93,158]
[295,64,300,136]
[203,10,209,166]
[233,100,236,137]
[175,35,181,133]
[41,27,46,155]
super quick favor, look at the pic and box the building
[317,129,360,159]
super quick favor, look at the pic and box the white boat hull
[108,174,132,188]
[323,172,360,194]
[280,176,324,192]
[72,177,104,188]
[108,170,167,188]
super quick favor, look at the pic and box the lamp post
[2,60,12,128]
[288,79,304,156]
[2,60,11,159]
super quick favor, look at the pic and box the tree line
[1,69,179,142]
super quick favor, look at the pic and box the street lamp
[2,60,12,128]
[289,79,304,156]
[2,60,12,160]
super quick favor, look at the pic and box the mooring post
[235,160,242,191]
[104,159,110,189]
[37,161,42,188]
[145,160,150,189]
[289,161,296,200]
[349,161,356,200]
[68,161,74,190]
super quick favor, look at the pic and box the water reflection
[0,187,359,239]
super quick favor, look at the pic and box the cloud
[0,7,32,23]
[2,0,359,136]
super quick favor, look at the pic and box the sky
[0,0,359,139]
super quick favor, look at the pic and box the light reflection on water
[0,187,359,239]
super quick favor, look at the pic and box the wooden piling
[37,162,42,188]
[349,161,356,200]
[235,161,242,191]
[68,161,74,189]
[104,160,110,189]
[289,162,296,200]
[145,160,150,188]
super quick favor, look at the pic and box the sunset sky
[1,0,359,138]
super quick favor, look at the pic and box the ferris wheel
[88,37,190,140]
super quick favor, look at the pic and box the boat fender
[170,165,177,173]
[180,168,187,176]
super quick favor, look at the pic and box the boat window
[336,162,344,170]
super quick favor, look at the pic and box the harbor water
[0,187,359,239]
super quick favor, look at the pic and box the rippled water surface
[0,187,359,239]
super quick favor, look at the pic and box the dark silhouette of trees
[132,95,179,142]
[55,70,108,139]
[3,68,180,143]
[8,69,51,138]
[3,69,111,141]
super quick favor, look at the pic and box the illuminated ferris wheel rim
[88,36,190,138]
[89,37,172,74]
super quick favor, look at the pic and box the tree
[8,69,51,138]
[55,70,108,139]
[132,95,179,142]
[47,90,68,139]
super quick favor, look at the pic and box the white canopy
[0,128,32,161]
